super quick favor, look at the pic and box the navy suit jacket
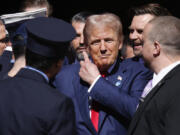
[54,57,152,135]
[0,68,76,135]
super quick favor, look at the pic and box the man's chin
[97,63,110,71]
[133,50,142,57]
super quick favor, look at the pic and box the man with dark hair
[129,3,171,58]
[128,3,171,100]
[0,17,76,135]
[0,2,48,79]
[65,11,92,64]
[127,16,180,135]
[3,34,26,78]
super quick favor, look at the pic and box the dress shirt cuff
[88,75,101,93]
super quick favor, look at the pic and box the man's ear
[118,36,123,50]
[118,35,124,50]
[153,41,161,57]
[118,42,123,50]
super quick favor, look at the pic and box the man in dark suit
[0,20,13,77]
[54,13,152,135]
[127,16,180,135]
[0,8,47,79]
[128,3,172,101]
[0,17,76,135]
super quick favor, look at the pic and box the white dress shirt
[152,61,180,88]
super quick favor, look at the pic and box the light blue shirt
[25,66,49,83]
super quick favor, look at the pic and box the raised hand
[79,51,100,85]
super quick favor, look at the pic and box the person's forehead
[90,26,117,38]
[143,23,152,39]
[72,22,85,31]
[130,14,154,29]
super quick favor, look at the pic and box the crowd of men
[0,0,180,135]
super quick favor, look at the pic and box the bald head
[146,16,180,55]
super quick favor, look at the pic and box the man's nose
[80,34,84,44]
[100,41,107,53]
[129,31,138,40]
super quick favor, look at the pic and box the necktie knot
[101,71,108,78]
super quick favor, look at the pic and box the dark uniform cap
[25,17,76,57]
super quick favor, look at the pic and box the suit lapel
[75,57,127,134]
[98,58,127,132]
[128,65,180,135]
[98,110,107,132]
[97,69,127,130]
[127,81,164,134]
[75,78,97,134]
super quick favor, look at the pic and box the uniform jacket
[0,68,76,135]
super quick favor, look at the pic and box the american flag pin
[117,75,122,81]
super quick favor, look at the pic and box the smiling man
[54,13,152,135]
[74,13,152,135]
[128,3,171,58]
[127,15,180,135]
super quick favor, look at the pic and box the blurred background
[0,0,179,35]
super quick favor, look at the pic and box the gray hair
[84,13,123,45]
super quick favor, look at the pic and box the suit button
[88,96,92,100]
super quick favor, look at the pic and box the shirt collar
[25,66,49,83]
[152,61,180,87]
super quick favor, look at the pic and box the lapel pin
[115,75,123,86]
[117,75,122,81]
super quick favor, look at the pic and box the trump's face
[87,25,121,71]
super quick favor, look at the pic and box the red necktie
[91,101,99,132]
[91,73,106,132]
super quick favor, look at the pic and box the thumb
[82,51,90,63]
